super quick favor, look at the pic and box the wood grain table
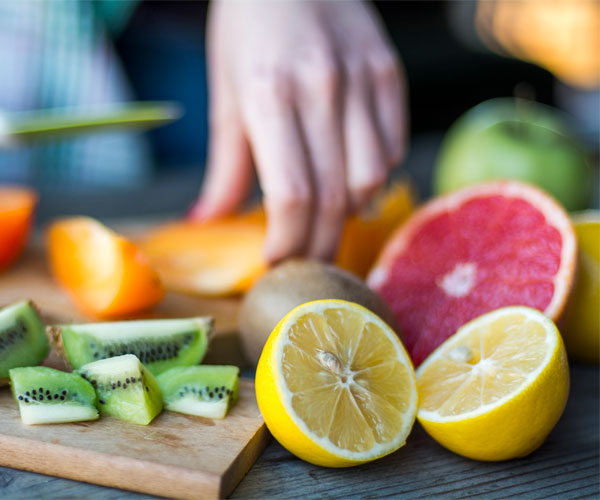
[1,363,598,499]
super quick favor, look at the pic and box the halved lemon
[255,299,418,467]
[561,211,599,363]
[417,306,569,461]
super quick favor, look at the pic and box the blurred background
[0,0,598,223]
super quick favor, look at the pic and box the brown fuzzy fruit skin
[239,259,399,366]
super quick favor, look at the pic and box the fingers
[191,3,254,220]
[343,59,388,212]
[191,112,254,220]
[369,52,408,167]
[240,73,313,263]
[296,52,347,260]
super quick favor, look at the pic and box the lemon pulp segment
[275,302,416,458]
[418,308,555,420]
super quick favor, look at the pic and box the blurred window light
[475,0,600,90]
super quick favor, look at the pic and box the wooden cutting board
[0,380,268,499]
[0,247,269,499]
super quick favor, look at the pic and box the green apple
[433,98,592,211]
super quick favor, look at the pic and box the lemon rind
[273,299,418,462]
[416,306,558,424]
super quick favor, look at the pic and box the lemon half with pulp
[417,306,569,461]
[255,299,418,467]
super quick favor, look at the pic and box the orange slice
[47,217,164,318]
[0,186,37,271]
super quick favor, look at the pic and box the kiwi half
[157,365,239,419]
[77,354,162,425]
[9,366,98,425]
[1,301,49,385]
[48,317,213,376]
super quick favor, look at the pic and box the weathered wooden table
[1,363,598,499]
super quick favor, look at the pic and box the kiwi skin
[239,259,399,366]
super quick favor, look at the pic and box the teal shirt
[0,0,151,188]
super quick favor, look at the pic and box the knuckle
[266,184,312,214]
[317,187,346,220]
[371,52,399,86]
[246,65,294,105]
[343,56,369,83]
[307,58,340,95]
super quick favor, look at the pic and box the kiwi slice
[157,365,240,419]
[77,354,162,425]
[1,301,49,385]
[9,366,98,425]
[48,317,213,376]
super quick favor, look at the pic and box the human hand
[190,0,408,262]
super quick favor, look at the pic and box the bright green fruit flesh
[157,365,240,419]
[77,354,162,425]
[9,366,98,425]
[52,317,213,376]
[434,98,592,211]
[0,301,49,379]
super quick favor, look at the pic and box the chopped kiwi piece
[48,317,213,376]
[0,301,49,382]
[157,365,240,419]
[77,354,162,425]
[9,366,98,425]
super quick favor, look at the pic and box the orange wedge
[336,182,414,278]
[0,186,38,271]
[47,217,164,318]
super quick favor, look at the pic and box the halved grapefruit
[367,181,576,366]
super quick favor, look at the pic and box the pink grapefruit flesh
[367,181,576,366]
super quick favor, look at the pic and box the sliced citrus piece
[140,209,267,296]
[336,182,414,278]
[417,306,569,461]
[368,181,576,366]
[0,185,37,271]
[47,217,164,318]
[255,299,418,467]
[561,210,599,363]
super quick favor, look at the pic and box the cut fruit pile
[416,306,569,461]
[368,181,576,366]
[0,185,37,271]
[255,299,418,467]
[47,217,164,318]
[0,300,239,425]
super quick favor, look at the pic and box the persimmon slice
[140,210,267,297]
[47,217,164,318]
